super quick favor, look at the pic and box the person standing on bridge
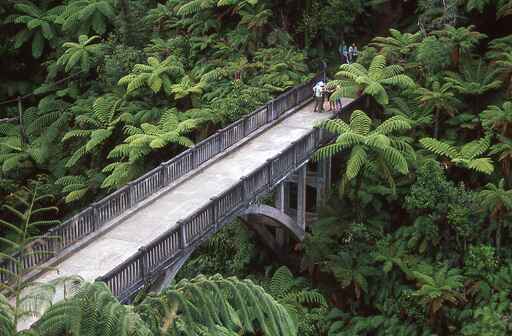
[325,83,336,112]
[352,43,359,62]
[313,81,325,112]
[342,45,349,64]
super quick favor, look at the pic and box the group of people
[339,42,358,64]
[312,81,342,113]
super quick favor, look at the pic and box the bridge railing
[0,75,322,285]
[97,96,365,302]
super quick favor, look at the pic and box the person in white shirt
[313,82,325,112]
[348,45,354,63]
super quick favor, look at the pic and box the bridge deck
[33,100,350,285]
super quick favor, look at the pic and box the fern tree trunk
[118,0,131,45]
[434,109,440,139]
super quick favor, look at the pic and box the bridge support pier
[297,164,307,231]
[274,182,289,248]
[316,157,332,209]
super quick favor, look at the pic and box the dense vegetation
[2,0,512,335]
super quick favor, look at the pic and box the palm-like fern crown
[6,1,64,58]
[315,109,414,193]
[62,94,128,169]
[101,109,197,189]
[331,55,415,106]
[60,0,116,36]
[415,80,461,115]
[487,35,512,60]
[420,137,494,174]
[386,96,433,127]
[444,59,503,96]
[14,274,297,335]
[370,29,421,61]
[33,281,150,336]
[434,25,487,54]
[480,101,512,134]
[479,178,512,217]
[118,56,185,95]
[57,34,104,73]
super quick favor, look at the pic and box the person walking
[342,45,349,64]
[313,82,325,112]
[348,44,354,63]
[352,43,358,62]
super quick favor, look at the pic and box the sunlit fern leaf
[350,110,372,136]
[374,116,412,135]
[466,157,494,174]
[65,146,87,168]
[419,138,458,159]
[345,145,368,179]
[460,137,490,159]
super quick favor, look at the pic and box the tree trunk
[118,0,131,45]
[496,219,502,255]
[434,109,440,139]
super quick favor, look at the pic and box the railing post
[178,221,187,248]
[92,203,99,231]
[159,163,167,188]
[267,159,273,187]
[266,102,271,123]
[191,147,196,169]
[127,182,134,208]
[291,141,297,168]
[216,130,222,153]
[210,197,217,227]
[242,117,247,138]
[138,246,147,283]
[240,176,246,202]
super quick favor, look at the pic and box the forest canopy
[1,0,512,335]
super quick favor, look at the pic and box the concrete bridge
[2,78,362,314]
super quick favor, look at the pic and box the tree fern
[420,137,494,174]
[315,109,413,194]
[7,1,63,58]
[138,274,296,336]
[57,35,104,73]
[103,109,198,188]
[118,56,185,96]
[0,184,82,334]
[331,55,415,106]
[59,0,116,36]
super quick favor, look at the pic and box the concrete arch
[241,204,305,241]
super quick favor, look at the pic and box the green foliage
[0,183,82,335]
[6,1,62,58]
[420,137,495,174]
[371,29,421,64]
[32,272,296,336]
[411,265,465,319]
[103,108,197,188]
[57,34,104,73]
[315,109,414,194]
[118,56,185,95]
[59,0,116,36]
[140,274,297,336]
[330,54,416,106]
[263,266,328,336]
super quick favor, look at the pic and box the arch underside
[149,203,304,294]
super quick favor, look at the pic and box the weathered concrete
[242,204,303,240]
[22,98,349,308]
